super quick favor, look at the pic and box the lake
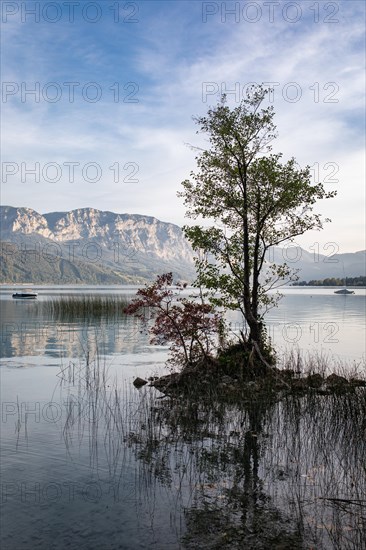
[1,286,365,549]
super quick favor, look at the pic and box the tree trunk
[248,318,262,347]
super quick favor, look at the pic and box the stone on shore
[133,377,148,388]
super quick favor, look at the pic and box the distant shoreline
[293,276,366,287]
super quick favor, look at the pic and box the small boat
[334,288,354,295]
[334,274,355,295]
[12,290,38,299]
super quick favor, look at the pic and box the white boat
[12,290,38,299]
[334,274,355,295]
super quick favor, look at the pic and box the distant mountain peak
[0,205,196,284]
[1,206,364,284]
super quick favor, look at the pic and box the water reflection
[229,291,366,362]
[1,359,184,549]
[1,287,366,363]
[1,295,143,359]
[1,286,365,548]
[1,285,366,550]
[4,354,363,549]
[133,389,366,549]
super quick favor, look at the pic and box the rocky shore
[133,363,366,400]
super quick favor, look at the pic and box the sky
[1,0,365,253]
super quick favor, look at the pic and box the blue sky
[1,0,365,252]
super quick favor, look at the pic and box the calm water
[1,286,365,549]
[1,285,365,365]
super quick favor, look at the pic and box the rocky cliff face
[1,206,54,239]
[1,206,194,263]
[0,206,196,284]
[1,206,365,285]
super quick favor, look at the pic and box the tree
[179,86,336,368]
[124,273,224,368]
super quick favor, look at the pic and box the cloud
[1,0,365,251]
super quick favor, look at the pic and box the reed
[42,294,131,319]
[55,347,366,549]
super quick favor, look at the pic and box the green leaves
[179,85,337,362]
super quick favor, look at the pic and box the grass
[134,377,366,549]
[49,347,366,550]
[9,340,362,548]
[42,294,131,319]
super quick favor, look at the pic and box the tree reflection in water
[59,358,366,549]
[131,389,365,549]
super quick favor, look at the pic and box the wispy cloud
[1,0,365,251]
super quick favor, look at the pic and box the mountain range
[0,206,365,285]
[268,246,365,282]
[0,206,195,284]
